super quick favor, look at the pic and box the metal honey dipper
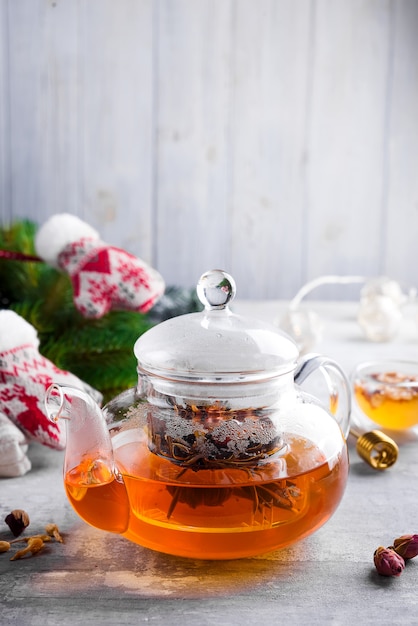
[349,427,399,470]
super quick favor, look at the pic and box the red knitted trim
[138,294,162,313]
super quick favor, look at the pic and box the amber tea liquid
[64,433,348,559]
[65,459,130,534]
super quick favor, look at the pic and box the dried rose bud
[0,540,11,553]
[374,546,405,577]
[10,536,45,561]
[45,523,63,543]
[4,510,30,537]
[393,534,418,560]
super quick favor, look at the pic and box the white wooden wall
[0,0,417,300]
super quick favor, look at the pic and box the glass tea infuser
[46,270,351,559]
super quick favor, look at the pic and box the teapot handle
[294,353,351,439]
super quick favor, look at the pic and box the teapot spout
[45,384,130,533]
[45,383,114,471]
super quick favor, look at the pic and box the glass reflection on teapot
[46,270,351,560]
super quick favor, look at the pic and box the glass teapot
[46,270,351,560]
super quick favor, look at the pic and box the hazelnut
[5,510,30,537]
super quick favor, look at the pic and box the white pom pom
[0,310,39,352]
[35,213,99,266]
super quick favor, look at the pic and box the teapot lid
[134,270,299,382]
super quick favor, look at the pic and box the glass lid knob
[196,270,236,310]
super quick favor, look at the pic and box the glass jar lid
[134,270,299,383]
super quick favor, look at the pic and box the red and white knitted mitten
[0,310,102,450]
[35,213,165,319]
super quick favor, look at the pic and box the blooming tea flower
[393,534,418,560]
[374,546,405,577]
